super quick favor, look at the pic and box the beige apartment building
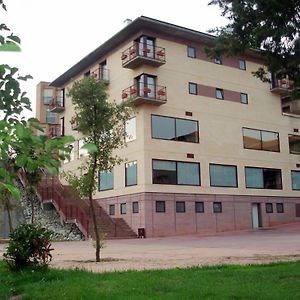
[38,16,300,237]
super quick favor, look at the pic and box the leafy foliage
[207,0,300,98]
[3,223,54,271]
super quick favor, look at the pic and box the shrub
[3,223,54,271]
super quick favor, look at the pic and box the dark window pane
[189,82,197,95]
[109,204,115,216]
[210,164,237,187]
[187,46,196,58]
[120,203,126,214]
[176,201,185,213]
[243,128,262,150]
[216,88,224,100]
[266,203,273,213]
[276,203,284,213]
[132,202,139,213]
[240,93,248,104]
[263,169,282,189]
[175,119,199,143]
[245,167,264,188]
[213,202,222,213]
[195,201,204,213]
[152,115,175,140]
[153,160,176,184]
[239,59,246,70]
[262,131,279,152]
[292,171,300,190]
[99,170,113,191]
[289,135,300,155]
[156,201,166,213]
[46,111,56,124]
[177,162,200,185]
[125,161,137,186]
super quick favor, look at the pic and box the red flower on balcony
[129,48,136,55]
[143,48,150,53]
[143,87,151,93]
[122,92,128,99]
[157,89,166,96]
[121,54,127,60]
[130,88,137,95]
[156,50,164,57]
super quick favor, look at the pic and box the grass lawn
[0,260,300,299]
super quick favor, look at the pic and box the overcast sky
[1,0,227,118]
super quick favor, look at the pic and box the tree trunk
[4,200,13,233]
[89,192,101,262]
[29,189,34,224]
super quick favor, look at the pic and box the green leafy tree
[207,0,300,98]
[65,77,133,262]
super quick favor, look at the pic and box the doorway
[251,203,262,229]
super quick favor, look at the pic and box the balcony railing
[49,96,64,113]
[91,67,109,82]
[122,83,167,105]
[121,42,166,69]
[48,124,61,138]
[270,76,294,94]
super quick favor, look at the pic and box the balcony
[48,124,61,138]
[91,67,109,83]
[122,84,167,106]
[49,97,64,113]
[70,116,79,130]
[270,76,294,94]
[282,97,300,115]
[121,42,166,69]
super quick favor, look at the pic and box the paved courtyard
[1,222,300,273]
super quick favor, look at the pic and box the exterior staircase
[34,172,137,240]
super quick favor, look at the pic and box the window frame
[240,93,248,104]
[109,204,115,216]
[265,203,273,213]
[215,88,224,100]
[98,170,114,192]
[176,201,186,213]
[245,166,282,190]
[125,116,137,143]
[291,170,300,190]
[288,134,300,155]
[120,203,127,215]
[213,202,222,213]
[242,127,280,152]
[132,201,139,214]
[152,159,201,186]
[187,46,196,58]
[209,163,238,188]
[125,161,137,187]
[195,201,204,213]
[188,82,197,95]
[155,201,166,213]
[276,203,284,213]
[239,59,246,70]
[151,114,199,144]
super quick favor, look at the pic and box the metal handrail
[122,83,167,101]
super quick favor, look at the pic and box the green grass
[0,260,300,300]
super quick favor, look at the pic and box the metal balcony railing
[121,42,166,68]
[122,83,167,105]
[270,75,294,93]
[49,96,64,113]
[91,67,109,82]
[48,124,61,137]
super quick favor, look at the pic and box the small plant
[3,223,54,271]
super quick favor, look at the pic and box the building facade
[41,16,300,237]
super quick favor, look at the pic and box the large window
[136,74,156,98]
[153,160,200,186]
[43,89,53,104]
[187,46,196,58]
[125,161,137,186]
[245,167,282,189]
[291,170,300,190]
[210,164,238,187]
[98,170,113,191]
[125,117,136,142]
[46,111,56,124]
[152,115,199,143]
[243,128,280,152]
[289,135,300,155]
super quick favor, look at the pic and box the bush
[3,223,54,271]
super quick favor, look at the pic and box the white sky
[1,0,227,118]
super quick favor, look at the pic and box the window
[243,128,280,152]
[125,117,136,142]
[109,204,115,216]
[78,139,88,157]
[210,164,237,187]
[214,57,222,64]
[289,135,300,155]
[153,160,200,186]
[132,202,139,213]
[84,70,90,77]
[239,59,246,70]
[276,203,284,213]
[99,61,109,81]
[43,89,53,104]
[156,201,166,213]
[57,89,65,107]
[125,161,137,186]
[216,88,224,100]
[266,203,273,213]
[60,117,65,136]
[245,167,282,189]
[151,115,199,143]
[120,203,126,214]
[46,111,56,124]
[291,170,300,190]
[136,74,156,98]
[176,201,185,213]
[138,36,155,58]
[213,202,222,213]
[195,201,204,213]
[240,93,248,104]
[189,82,197,95]
[187,46,196,58]
[99,170,113,191]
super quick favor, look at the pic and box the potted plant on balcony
[156,50,164,57]
[143,87,151,94]
[130,87,137,95]
[129,48,136,55]
[122,92,128,99]
[121,53,127,60]
[157,89,166,96]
